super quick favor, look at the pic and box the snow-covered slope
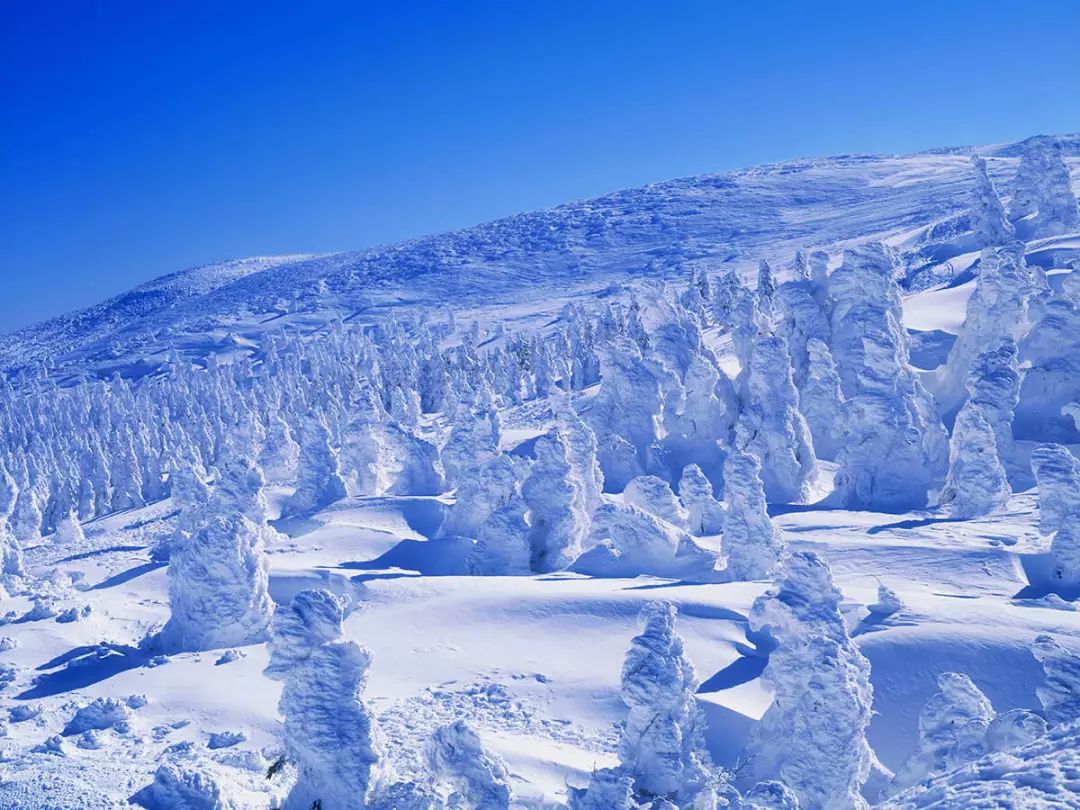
[1,134,1079,809]
[4,136,1075,385]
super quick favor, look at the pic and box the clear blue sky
[2,1,1078,331]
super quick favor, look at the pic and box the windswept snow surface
[0,134,1079,808]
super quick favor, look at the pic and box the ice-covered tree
[157,448,273,652]
[568,767,634,810]
[522,429,591,573]
[1009,135,1080,238]
[282,416,347,516]
[1030,444,1080,535]
[746,551,872,810]
[889,672,996,793]
[965,339,1022,483]
[264,588,389,809]
[1031,634,1080,726]
[467,490,531,576]
[426,721,513,809]
[617,601,718,805]
[969,154,1014,248]
[55,510,85,546]
[623,475,688,529]
[579,502,719,580]
[559,400,605,515]
[938,401,1011,518]
[799,337,845,462]
[0,518,25,584]
[775,271,831,389]
[938,243,1041,415]
[828,244,948,512]
[1017,281,1080,443]
[721,452,783,581]
[735,334,817,503]
[678,464,725,537]
[1050,513,1080,591]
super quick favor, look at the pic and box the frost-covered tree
[568,767,634,810]
[264,588,389,809]
[757,259,777,320]
[1017,278,1080,443]
[623,475,688,529]
[721,453,783,581]
[1031,634,1080,726]
[579,502,719,580]
[938,401,1011,518]
[1050,514,1080,591]
[55,510,85,547]
[559,400,605,516]
[985,708,1047,754]
[743,780,801,810]
[427,721,513,809]
[889,672,996,793]
[735,334,817,503]
[678,464,725,537]
[340,387,386,496]
[1030,444,1080,536]
[1009,135,1080,238]
[969,154,1014,248]
[617,602,718,805]
[0,518,25,583]
[467,490,531,576]
[938,243,1041,415]
[522,429,591,573]
[799,338,845,462]
[157,448,273,652]
[828,243,948,512]
[775,271,831,389]
[282,416,347,516]
[965,339,1021,483]
[746,551,872,810]
[260,411,300,483]
[587,338,665,490]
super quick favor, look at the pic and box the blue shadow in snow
[867,516,962,535]
[91,560,166,590]
[18,643,151,700]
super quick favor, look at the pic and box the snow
[0,133,1078,807]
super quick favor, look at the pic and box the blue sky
[2,1,1078,331]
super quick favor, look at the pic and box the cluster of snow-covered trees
[4,135,1080,807]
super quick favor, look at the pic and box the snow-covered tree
[265,588,389,809]
[1030,444,1080,535]
[965,339,1022,483]
[678,464,725,537]
[889,672,996,793]
[623,475,688,529]
[746,551,872,810]
[579,502,719,580]
[938,243,1041,415]
[617,601,718,805]
[969,154,1014,248]
[282,416,347,516]
[1032,634,1080,726]
[1009,135,1080,238]
[426,721,513,809]
[559,400,605,515]
[157,448,273,652]
[938,400,1011,518]
[522,429,591,573]
[0,518,25,584]
[799,338,845,461]
[1050,513,1080,591]
[55,510,85,547]
[721,452,783,581]
[828,243,948,512]
[735,333,817,503]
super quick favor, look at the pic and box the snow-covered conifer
[55,510,85,547]
[1031,634,1080,726]
[735,334,817,503]
[938,401,1011,518]
[282,416,347,517]
[678,464,724,536]
[260,411,300,483]
[559,400,605,515]
[426,721,512,809]
[721,452,783,581]
[617,602,716,804]
[158,446,273,652]
[523,429,590,573]
[746,551,872,810]
[890,672,996,792]
[1050,514,1080,590]
[799,338,845,461]
[1009,136,1080,238]
[1030,444,1080,535]
[568,767,634,810]
[622,475,688,529]
[265,588,389,809]
[969,154,1014,247]
[757,259,777,319]
[0,519,25,582]
[829,244,948,511]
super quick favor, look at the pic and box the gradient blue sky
[2,1,1078,331]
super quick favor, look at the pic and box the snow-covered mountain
[5,135,1076,385]
[0,133,1079,809]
